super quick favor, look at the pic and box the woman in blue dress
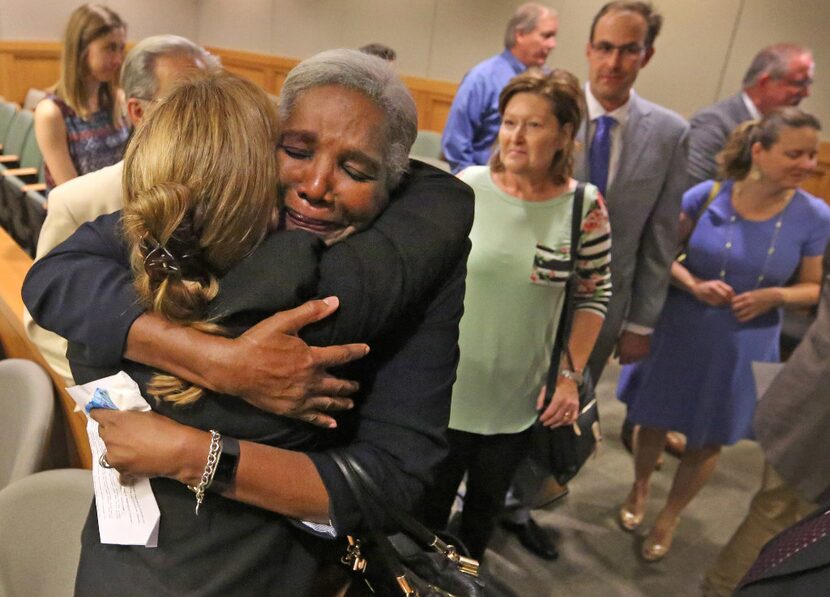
[616,107,830,561]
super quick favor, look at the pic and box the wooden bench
[0,226,90,468]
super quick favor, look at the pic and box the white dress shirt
[741,91,762,120]
[585,83,633,189]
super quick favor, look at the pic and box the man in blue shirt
[441,3,558,173]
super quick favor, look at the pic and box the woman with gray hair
[24,50,473,595]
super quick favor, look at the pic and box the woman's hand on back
[207,298,370,428]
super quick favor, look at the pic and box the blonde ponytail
[120,72,280,405]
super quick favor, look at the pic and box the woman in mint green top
[422,70,612,560]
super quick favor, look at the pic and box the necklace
[718,185,793,290]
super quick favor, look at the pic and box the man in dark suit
[688,43,814,187]
[734,501,830,596]
[703,243,830,596]
[503,0,689,559]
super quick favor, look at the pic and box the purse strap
[331,452,478,575]
[331,453,413,584]
[679,181,720,262]
[542,182,585,407]
[695,180,721,226]
[332,452,437,546]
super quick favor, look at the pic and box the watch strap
[210,435,240,494]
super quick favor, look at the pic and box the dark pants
[421,427,531,561]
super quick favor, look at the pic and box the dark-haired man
[580,1,688,384]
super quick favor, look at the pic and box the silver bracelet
[187,430,222,515]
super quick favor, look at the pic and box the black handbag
[530,183,602,485]
[332,453,485,597]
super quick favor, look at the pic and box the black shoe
[500,518,559,561]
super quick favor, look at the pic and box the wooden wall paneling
[208,46,297,96]
[400,74,456,133]
[0,41,60,104]
[0,51,12,103]
[222,63,270,89]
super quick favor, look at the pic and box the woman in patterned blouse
[422,69,612,562]
[34,3,130,194]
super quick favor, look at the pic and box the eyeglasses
[778,77,813,90]
[590,42,646,59]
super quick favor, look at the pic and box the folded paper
[67,372,160,548]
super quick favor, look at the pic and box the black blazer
[736,503,830,596]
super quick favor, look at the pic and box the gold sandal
[641,517,679,562]
[617,488,647,532]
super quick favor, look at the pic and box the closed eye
[280,145,311,160]
[343,163,376,182]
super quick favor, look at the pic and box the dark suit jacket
[23,161,475,595]
[688,92,753,187]
[736,502,830,596]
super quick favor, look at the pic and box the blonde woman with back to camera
[617,107,830,562]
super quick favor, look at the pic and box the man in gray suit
[503,0,688,560]
[577,1,688,382]
[703,243,830,596]
[688,43,814,187]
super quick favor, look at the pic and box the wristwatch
[559,368,584,385]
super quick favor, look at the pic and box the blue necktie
[589,115,615,196]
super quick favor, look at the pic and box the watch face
[561,369,583,384]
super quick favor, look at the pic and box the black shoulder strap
[331,452,436,546]
[542,183,585,405]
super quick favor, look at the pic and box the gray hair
[279,49,417,190]
[742,43,812,88]
[120,35,221,101]
[504,3,557,49]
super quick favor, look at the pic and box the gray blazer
[755,244,830,504]
[688,92,752,187]
[575,92,689,379]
